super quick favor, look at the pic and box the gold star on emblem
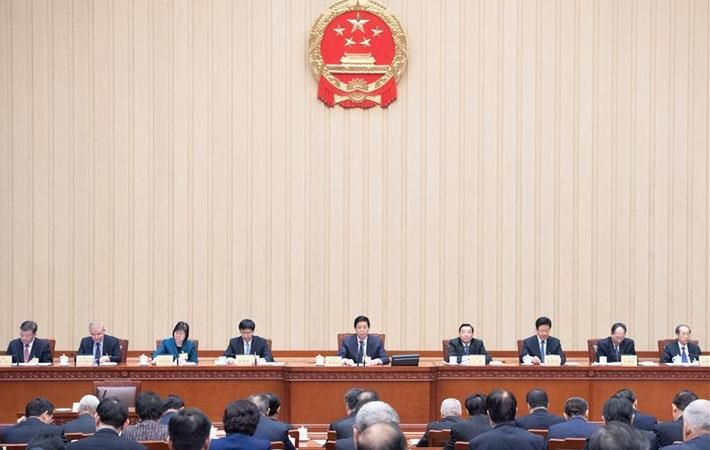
[372,26,383,37]
[360,38,371,47]
[345,37,356,47]
[347,13,369,33]
[333,25,345,36]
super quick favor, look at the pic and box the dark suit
[160,410,177,426]
[654,418,683,448]
[224,336,273,362]
[515,408,565,430]
[660,341,702,363]
[660,434,710,450]
[209,433,271,450]
[444,415,492,450]
[447,338,492,364]
[519,336,566,364]
[335,437,356,450]
[63,413,97,434]
[66,428,146,450]
[77,335,122,363]
[253,415,294,450]
[329,414,355,439]
[338,334,389,365]
[640,429,660,450]
[469,422,544,450]
[595,337,636,362]
[417,415,460,447]
[547,416,600,440]
[633,412,658,432]
[5,338,53,364]
[0,417,63,443]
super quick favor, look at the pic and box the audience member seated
[5,320,53,363]
[167,407,211,450]
[660,324,702,364]
[248,394,294,450]
[161,395,186,426]
[515,389,565,430]
[337,401,400,450]
[1,397,64,443]
[332,390,379,440]
[76,321,122,364]
[357,422,407,450]
[601,396,658,450]
[330,388,363,439]
[547,397,600,440]
[447,323,491,364]
[208,400,270,450]
[122,392,169,441]
[444,393,491,450]
[154,321,198,364]
[63,395,100,434]
[595,322,636,363]
[263,392,292,429]
[416,398,461,447]
[614,389,657,431]
[588,421,650,450]
[660,399,710,450]
[66,397,146,450]
[470,389,544,450]
[654,390,698,448]
[338,315,389,366]
[27,433,66,450]
[519,316,566,365]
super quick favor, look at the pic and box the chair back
[547,438,588,450]
[442,339,449,361]
[139,441,170,450]
[287,429,300,448]
[587,339,601,363]
[657,339,699,354]
[1,444,27,449]
[65,432,92,441]
[516,339,524,356]
[270,442,285,449]
[454,442,469,450]
[118,339,129,363]
[529,429,548,439]
[46,338,56,355]
[324,441,336,450]
[94,379,141,407]
[337,333,385,351]
[428,429,451,446]
[327,430,337,441]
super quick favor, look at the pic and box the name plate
[75,355,95,367]
[233,355,256,366]
[463,355,486,366]
[621,355,638,366]
[699,355,710,367]
[544,354,561,366]
[155,355,174,366]
[0,355,12,367]
[325,356,343,366]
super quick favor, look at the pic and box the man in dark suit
[615,389,657,432]
[416,398,461,447]
[76,322,122,364]
[470,389,544,450]
[519,316,566,365]
[161,394,185,426]
[660,324,702,363]
[654,390,698,448]
[515,389,565,430]
[661,399,710,450]
[0,398,64,443]
[337,400,400,450]
[547,397,600,440]
[444,394,491,450]
[248,394,295,450]
[66,397,146,450]
[329,388,363,439]
[332,390,379,441]
[5,320,53,364]
[595,322,636,363]
[167,407,212,450]
[358,422,407,450]
[63,395,100,434]
[338,315,389,366]
[206,400,270,450]
[224,319,274,362]
[602,396,658,450]
[447,323,492,364]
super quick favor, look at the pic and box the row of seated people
[5,315,704,366]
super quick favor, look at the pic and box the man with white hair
[64,395,100,434]
[416,398,461,447]
[660,399,710,450]
[336,401,400,450]
[77,322,123,364]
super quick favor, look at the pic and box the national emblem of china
[308,0,408,109]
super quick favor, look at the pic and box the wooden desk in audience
[0,359,707,425]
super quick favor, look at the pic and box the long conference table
[0,357,708,426]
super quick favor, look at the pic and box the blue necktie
[464,345,470,355]
[681,346,689,363]
[94,342,101,363]
[540,341,546,363]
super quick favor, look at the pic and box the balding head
[355,401,400,432]
[682,399,710,441]
[440,398,462,418]
[356,422,406,450]
[78,395,100,415]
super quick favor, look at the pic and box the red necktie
[23,344,30,362]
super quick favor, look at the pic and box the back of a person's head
[163,395,185,412]
[25,397,55,418]
[96,397,129,428]
[440,398,462,417]
[263,392,281,417]
[465,394,487,416]
[78,395,99,414]
[526,389,549,408]
[588,422,649,450]
[354,390,380,411]
[682,399,710,433]
[486,389,517,424]
[673,390,699,412]
[564,397,589,417]
[168,407,212,450]
[223,400,261,436]
[603,396,634,425]
[614,389,636,403]
[247,393,270,416]
[356,422,407,450]
[27,433,65,450]
[136,391,164,421]
[345,388,365,411]
[355,401,400,432]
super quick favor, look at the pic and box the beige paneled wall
[1,0,708,352]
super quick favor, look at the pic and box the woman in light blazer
[153,321,198,363]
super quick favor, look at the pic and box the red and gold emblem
[308,0,408,109]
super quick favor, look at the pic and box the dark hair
[344,388,364,411]
[263,392,281,417]
[238,319,256,331]
[20,320,38,333]
[168,407,212,450]
[354,390,380,411]
[675,324,691,335]
[564,397,589,417]
[486,389,517,423]
[526,389,549,409]
[588,421,649,450]
[136,391,164,421]
[25,398,54,418]
[356,422,407,450]
[603,397,634,424]
[535,316,552,329]
[458,323,474,333]
[672,390,698,412]
[163,394,185,412]
[27,434,65,450]
[464,394,487,416]
[614,389,636,403]
[173,321,190,341]
[611,323,627,334]
[353,315,370,329]
[96,397,129,428]
[223,400,261,435]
